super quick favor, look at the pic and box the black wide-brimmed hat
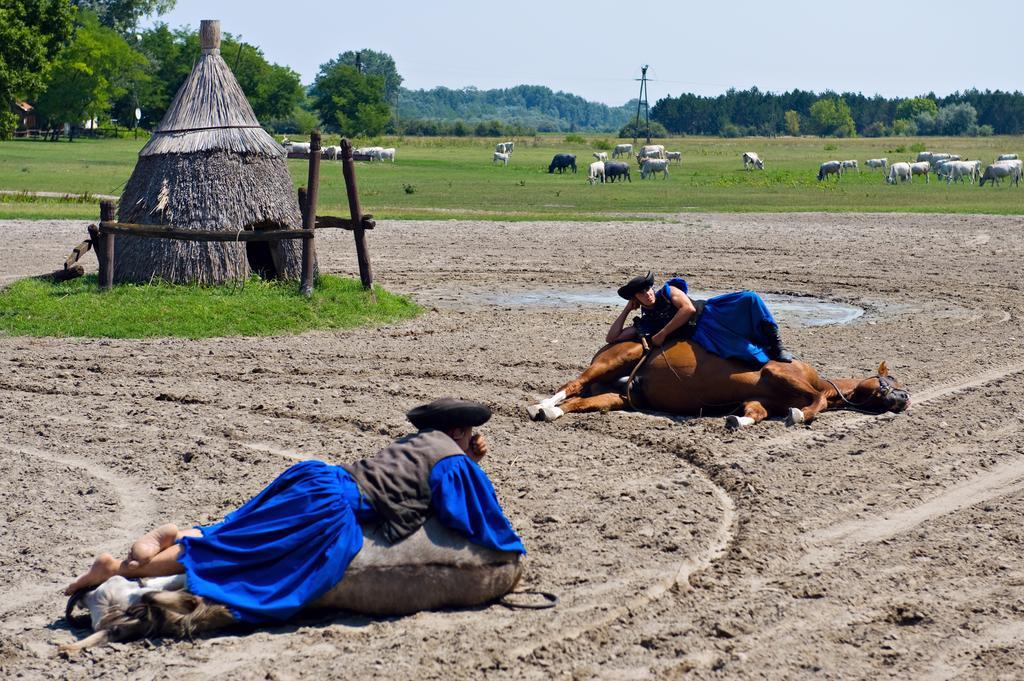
[617,271,655,299]
[407,398,492,431]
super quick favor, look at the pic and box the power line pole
[633,65,650,146]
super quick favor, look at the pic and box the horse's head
[848,362,910,413]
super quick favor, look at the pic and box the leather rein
[823,374,896,412]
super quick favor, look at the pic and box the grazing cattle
[997,153,1019,161]
[548,153,577,174]
[943,160,981,185]
[640,144,665,159]
[866,158,888,171]
[640,158,670,179]
[62,519,524,653]
[612,143,633,158]
[587,160,605,185]
[282,139,311,155]
[665,151,682,163]
[593,151,608,162]
[916,151,933,163]
[527,338,909,429]
[887,162,912,184]
[322,145,341,160]
[492,151,510,166]
[379,148,396,163]
[817,160,843,181]
[980,160,1022,187]
[496,141,514,154]
[841,159,859,173]
[604,160,631,182]
[742,152,764,170]
[909,161,931,183]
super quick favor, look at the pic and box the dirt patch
[1,212,1023,679]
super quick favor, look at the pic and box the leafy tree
[809,97,856,137]
[895,96,937,121]
[310,62,390,135]
[784,109,800,136]
[617,120,668,139]
[128,23,302,128]
[34,10,148,136]
[72,0,175,36]
[933,102,977,135]
[322,49,402,102]
[0,0,74,137]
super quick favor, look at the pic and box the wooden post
[341,138,373,290]
[99,200,116,291]
[300,131,321,296]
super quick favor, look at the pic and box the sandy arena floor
[1,213,1023,680]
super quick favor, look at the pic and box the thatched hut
[114,19,308,285]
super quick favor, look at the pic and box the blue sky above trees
[144,0,1024,106]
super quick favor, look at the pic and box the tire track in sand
[0,442,157,630]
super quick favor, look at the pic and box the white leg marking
[785,407,805,426]
[725,415,756,429]
[541,390,566,407]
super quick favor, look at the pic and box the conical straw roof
[140,20,283,157]
[115,19,306,285]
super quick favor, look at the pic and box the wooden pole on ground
[340,138,373,290]
[300,131,321,296]
[99,201,116,291]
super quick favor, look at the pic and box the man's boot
[760,321,794,362]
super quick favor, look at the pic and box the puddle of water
[480,289,864,327]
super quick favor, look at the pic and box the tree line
[651,87,1024,137]
[4,2,1024,140]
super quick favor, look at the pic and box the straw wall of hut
[114,20,310,285]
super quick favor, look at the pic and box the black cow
[548,153,577,174]
[604,161,631,183]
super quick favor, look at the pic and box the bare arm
[606,299,639,344]
[651,287,696,346]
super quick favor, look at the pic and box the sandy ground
[1,212,1023,680]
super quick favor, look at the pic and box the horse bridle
[824,374,899,410]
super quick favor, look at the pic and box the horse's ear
[877,361,889,376]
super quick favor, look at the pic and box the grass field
[1,133,1021,221]
[0,274,420,338]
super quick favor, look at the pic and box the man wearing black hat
[606,272,794,365]
[65,398,524,623]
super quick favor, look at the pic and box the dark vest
[342,430,463,544]
[634,284,704,339]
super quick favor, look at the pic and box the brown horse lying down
[62,518,523,653]
[528,339,909,427]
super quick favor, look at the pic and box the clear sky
[143,0,1023,106]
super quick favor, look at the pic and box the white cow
[909,161,931,183]
[887,162,912,184]
[593,151,608,162]
[665,151,682,163]
[495,142,513,154]
[379,148,396,163]
[492,151,510,166]
[866,158,888,171]
[742,152,764,170]
[640,158,670,179]
[282,139,311,155]
[997,153,1019,161]
[943,160,980,185]
[841,159,859,173]
[612,143,633,158]
[980,161,1022,187]
[640,144,665,159]
[916,151,934,163]
[587,160,605,185]
[321,145,340,160]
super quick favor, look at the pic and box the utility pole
[633,65,650,145]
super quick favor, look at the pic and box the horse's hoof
[540,405,564,421]
[725,415,754,429]
[527,404,544,421]
[785,407,805,426]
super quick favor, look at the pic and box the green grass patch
[0,273,420,339]
[2,134,1023,220]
